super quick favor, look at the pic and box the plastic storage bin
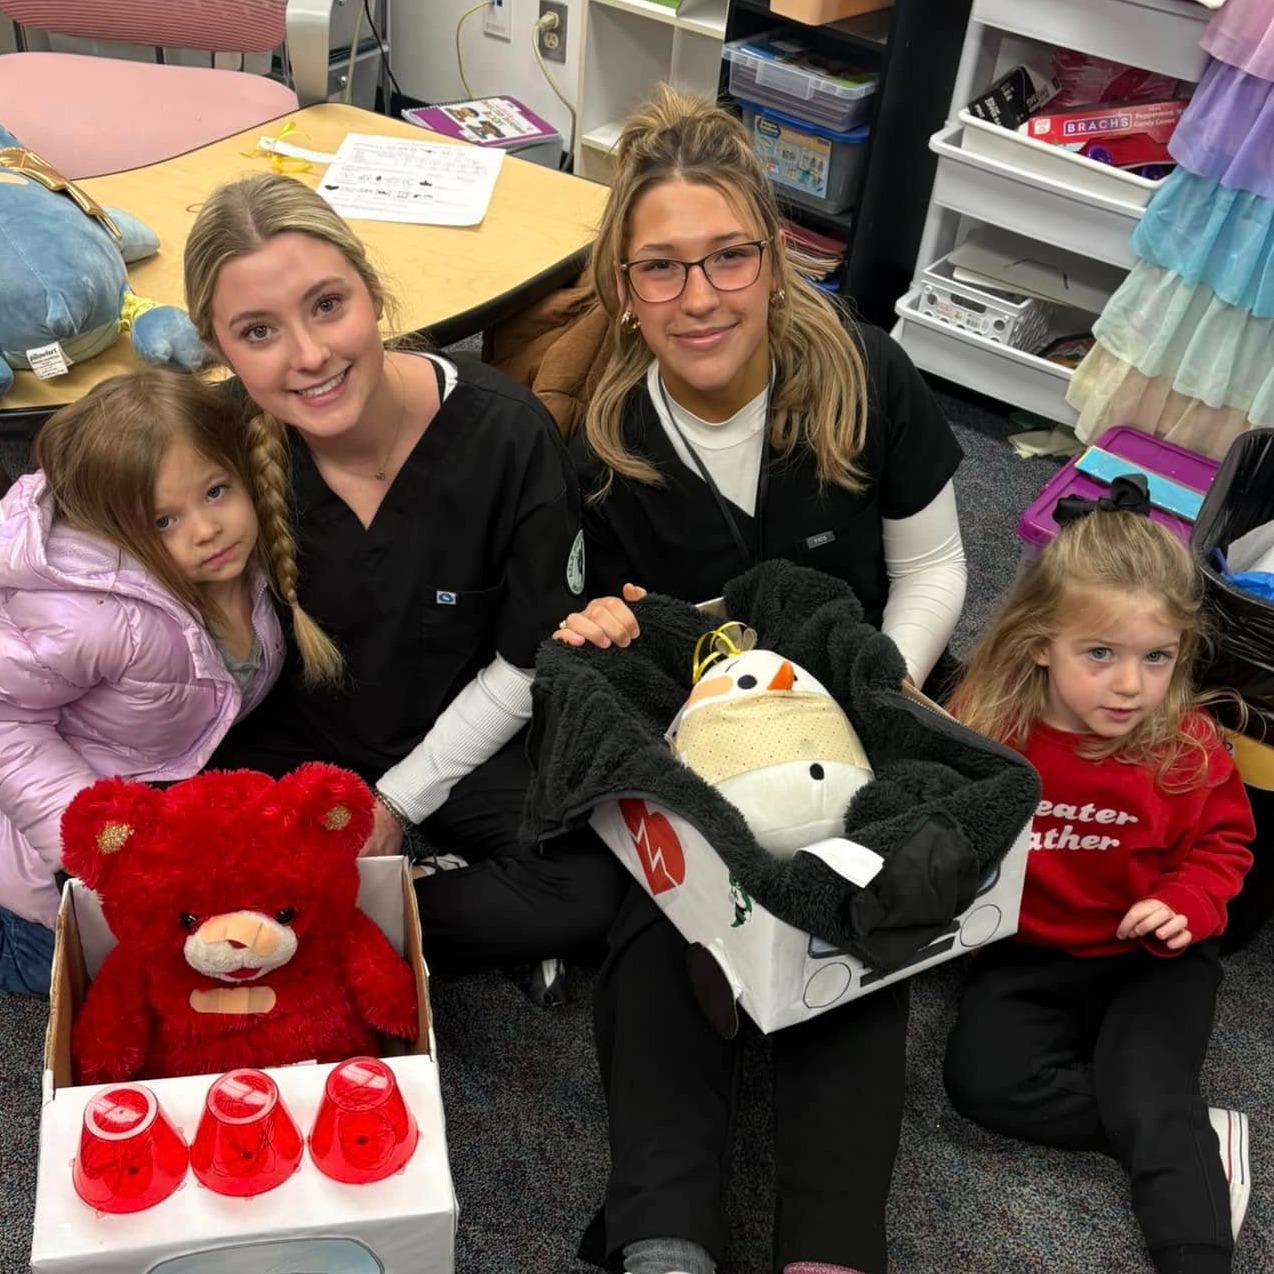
[724,33,877,133]
[739,99,870,215]
[1017,426,1219,557]
[918,255,1052,350]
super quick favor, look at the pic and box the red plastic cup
[308,1056,418,1184]
[190,1069,303,1197]
[73,1084,188,1213]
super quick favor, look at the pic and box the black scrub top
[571,322,962,627]
[213,355,583,783]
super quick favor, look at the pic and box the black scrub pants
[412,737,627,973]
[580,882,909,1274]
[943,941,1233,1274]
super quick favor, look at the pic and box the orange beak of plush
[768,660,795,691]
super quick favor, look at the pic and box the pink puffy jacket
[0,474,285,928]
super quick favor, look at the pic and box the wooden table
[1,103,609,435]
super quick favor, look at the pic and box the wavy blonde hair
[947,510,1218,787]
[586,84,869,496]
[181,173,398,688]
[34,369,270,641]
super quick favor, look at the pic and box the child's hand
[554,583,646,649]
[1116,897,1193,950]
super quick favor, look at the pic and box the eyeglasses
[620,239,770,303]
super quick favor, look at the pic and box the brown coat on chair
[484,273,613,440]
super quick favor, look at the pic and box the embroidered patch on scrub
[566,530,586,595]
[806,530,836,549]
[436,590,457,605]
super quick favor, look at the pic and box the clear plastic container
[739,99,870,215]
[725,33,878,134]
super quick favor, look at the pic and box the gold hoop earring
[770,288,787,307]
[620,309,641,335]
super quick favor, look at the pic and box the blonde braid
[244,412,345,687]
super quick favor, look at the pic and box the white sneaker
[411,852,469,880]
[1208,1106,1251,1238]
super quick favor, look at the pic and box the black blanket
[525,561,1040,973]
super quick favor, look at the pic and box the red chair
[0,0,342,178]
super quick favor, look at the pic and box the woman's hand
[554,582,647,649]
[360,798,406,858]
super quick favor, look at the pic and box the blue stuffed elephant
[0,126,208,397]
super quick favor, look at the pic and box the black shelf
[724,0,971,329]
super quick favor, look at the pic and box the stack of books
[782,218,848,293]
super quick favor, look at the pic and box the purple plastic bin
[1017,426,1219,556]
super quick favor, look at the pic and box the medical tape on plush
[193,911,282,955]
[190,986,278,1015]
[672,694,870,786]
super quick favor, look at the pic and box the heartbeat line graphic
[620,800,686,894]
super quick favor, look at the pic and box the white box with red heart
[591,785,1030,1034]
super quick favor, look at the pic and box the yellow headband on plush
[691,621,758,685]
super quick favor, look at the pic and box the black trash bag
[1190,428,1274,710]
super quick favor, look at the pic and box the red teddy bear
[62,763,419,1084]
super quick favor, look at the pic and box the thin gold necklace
[322,360,409,482]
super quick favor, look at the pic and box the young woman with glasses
[558,87,968,1274]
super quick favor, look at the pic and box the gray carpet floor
[1,385,1269,1274]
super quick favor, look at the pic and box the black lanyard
[656,376,771,570]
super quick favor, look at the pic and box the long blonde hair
[948,510,1215,785]
[586,84,869,496]
[34,369,269,639]
[182,173,392,688]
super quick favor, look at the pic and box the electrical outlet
[483,0,512,41]
[537,0,567,63]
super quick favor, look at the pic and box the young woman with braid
[0,369,308,995]
[181,174,625,1001]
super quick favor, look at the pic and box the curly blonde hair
[948,510,1217,786]
[586,84,869,497]
[181,173,393,688]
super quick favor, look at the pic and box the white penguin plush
[668,635,874,857]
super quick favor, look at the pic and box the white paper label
[798,837,885,887]
[26,342,70,379]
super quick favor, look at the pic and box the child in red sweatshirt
[944,479,1254,1274]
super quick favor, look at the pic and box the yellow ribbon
[691,621,758,685]
[241,119,313,174]
[119,291,163,332]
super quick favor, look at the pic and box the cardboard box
[769,0,893,27]
[31,858,456,1274]
[591,687,1031,1034]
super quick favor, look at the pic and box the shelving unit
[721,0,971,328]
[894,0,1211,425]
[575,0,729,185]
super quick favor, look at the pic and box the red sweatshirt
[1016,718,1254,958]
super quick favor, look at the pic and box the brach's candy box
[590,682,1032,1035]
[31,857,457,1274]
[1021,98,1189,169]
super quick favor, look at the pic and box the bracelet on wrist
[373,787,413,832]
